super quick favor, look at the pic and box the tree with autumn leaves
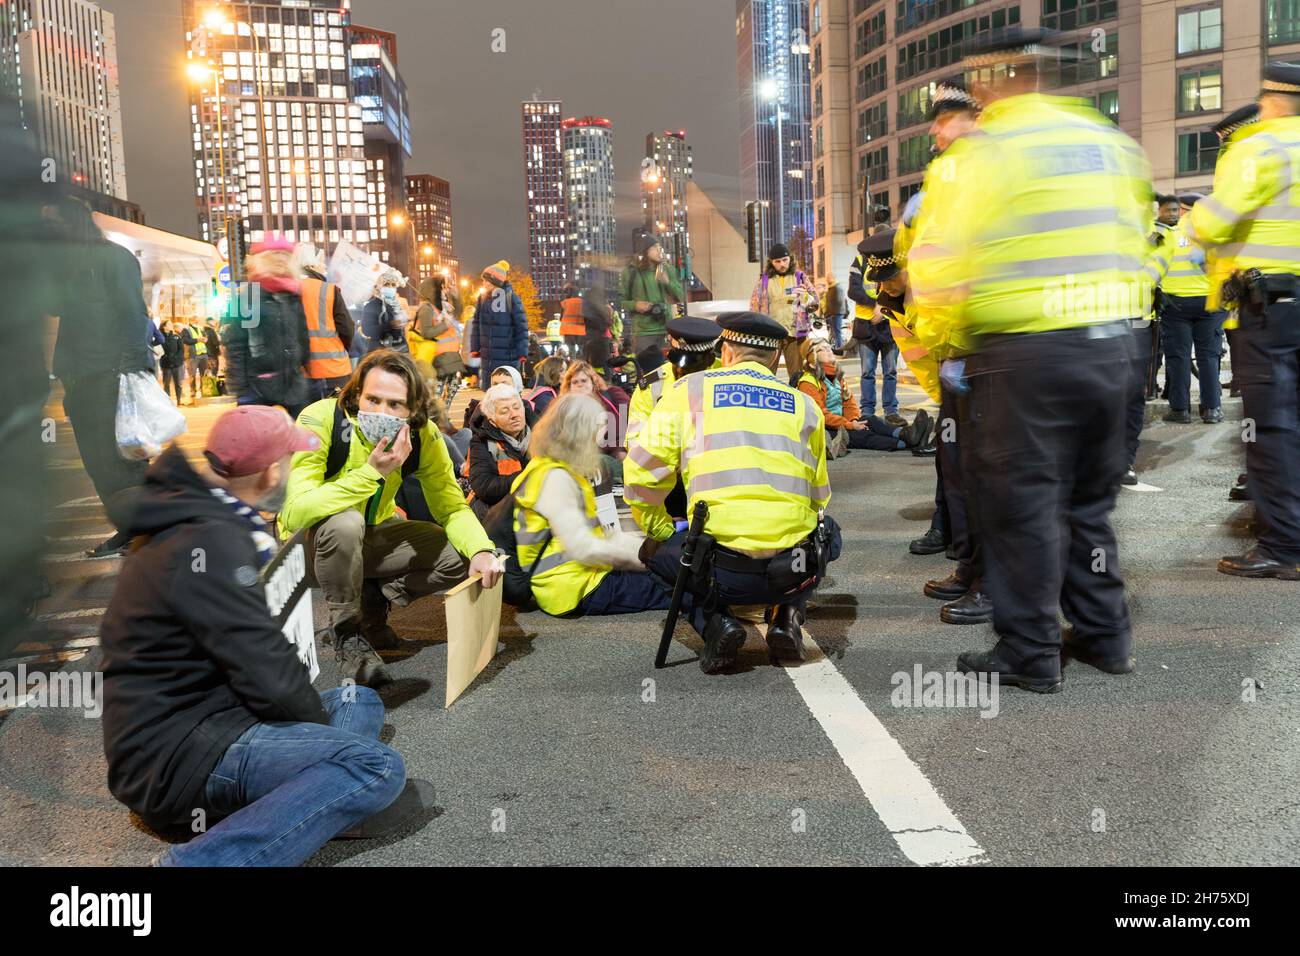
[506,266,547,332]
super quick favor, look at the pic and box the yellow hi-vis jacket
[1189,114,1300,311]
[925,93,1153,336]
[1161,218,1211,297]
[1136,221,1175,323]
[623,362,830,553]
[626,359,723,442]
[510,457,609,616]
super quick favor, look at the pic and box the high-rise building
[349,24,413,279]
[737,0,815,267]
[562,116,617,287]
[183,0,369,267]
[642,130,694,283]
[407,173,458,281]
[1,0,129,207]
[808,0,1300,284]
[522,98,571,297]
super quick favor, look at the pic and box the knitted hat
[482,260,509,284]
[767,242,791,261]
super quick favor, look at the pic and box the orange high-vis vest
[434,317,461,356]
[559,296,585,337]
[300,277,352,380]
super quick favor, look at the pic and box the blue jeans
[827,314,845,350]
[860,345,899,415]
[159,687,405,867]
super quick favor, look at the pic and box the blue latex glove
[940,358,969,395]
[673,519,690,533]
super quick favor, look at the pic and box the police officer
[1128,197,1177,484]
[927,27,1151,691]
[1189,63,1300,581]
[1162,192,1225,424]
[626,316,721,443]
[624,312,838,674]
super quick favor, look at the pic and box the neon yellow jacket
[925,93,1152,335]
[511,457,608,616]
[623,362,829,553]
[626,359,721,442]
[281,398,495,560]
[1189,114,1300,309]
[1161,217,1211,297]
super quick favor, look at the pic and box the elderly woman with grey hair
[510,394,674,617]
[466,383,533,519]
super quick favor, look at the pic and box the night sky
[98,0,744,275]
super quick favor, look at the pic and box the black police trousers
[1236,299,1300,563]
[937,382,980,589]
[962,323,1133,675]
[1125,323,1153,468]
[648,533,813,636]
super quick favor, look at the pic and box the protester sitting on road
[428,393,471,475]
[467,384,532,520]
[560,360,629,486]
[529,356,568,418]
[280,349,501,687]
[99,405,422,866]
[463,364,539,433]
[222,235,311,418]
[511,394,673,617]
[796,338,932,456]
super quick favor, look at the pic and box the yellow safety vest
[510,457,610,616]
[626,362,673,443]
[926,93,1152,335]
[623,361,829,553]
[1161,218,1211,297]
[1190,114,1300,311]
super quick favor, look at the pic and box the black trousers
[63,371,148,533]
[1125,323,1152,467]
[939,383,980,588]
[1236,300,1300,563]
[930,458,950,537]
[1163,295,1223,412]
[962,324,1132,675]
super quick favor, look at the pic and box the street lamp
[390,212,406,229]
[187,60,238,279]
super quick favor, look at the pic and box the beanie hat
[482,260,509,285]
[635,233,661,257]
[767,242,791,261]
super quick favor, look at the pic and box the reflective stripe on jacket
[511,457,610,616]
[301,277,352,380]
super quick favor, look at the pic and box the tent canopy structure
[94,213,223,320]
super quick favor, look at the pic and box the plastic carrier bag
[115,370,187,460]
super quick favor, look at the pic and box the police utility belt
[1222,270,1300,315]
[689,513,840,599]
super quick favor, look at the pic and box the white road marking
[766,627,985,866]
[1122,481,1164,493]
[55,497,102,509]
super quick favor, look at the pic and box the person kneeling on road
[511,394,674,617]
[280,349,502,687]
[796,338,932,458]
[100,406,417,866]
[625,311,841,674]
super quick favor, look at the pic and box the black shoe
[1162,409,1193,424]
[1217,547,1300,580]
[940,589,993,624]
[911,440,937,457]
[1202,407,1223,424]
[335,621,393,686]
[909,528,949,555]
[956,649,1062,694]
[699,612,746,674]
[765,604,805,661]
[924,571,969,601]
[884,412,907,428]
[900,408,932,448]
[1121,467,1138,486]
[945,544,958,561]
[84,532,130,559]
[1061,635,1135,675]
[333,779,436,840]
[1228,474,1251,502]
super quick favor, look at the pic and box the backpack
[480,492,549,611]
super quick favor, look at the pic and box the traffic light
[745,201,765,263]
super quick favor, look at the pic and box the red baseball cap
[204,406,320,478]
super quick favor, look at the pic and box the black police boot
[765,604,805,662]
[1218,547,1300,581]
[956,648,1062,694]
[1162,408,1193,424]
[909,527,949,555]
[1202,407,1224,424]
[334,618,393,687]
[1121,465,1138,486]
[924,571,969,600]
[940,589,993,625]
[699,612,747,674]
[360,579,407,651]
[84,530,131,559]
[901,409,932,448]
[1061,627,1135,675]
[1228,474,1251,501]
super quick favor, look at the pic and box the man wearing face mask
[100,406,422,865]
[280,350,501,686]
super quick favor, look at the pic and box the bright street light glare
[185,62,212,82]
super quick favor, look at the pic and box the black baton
[655,500,709,669]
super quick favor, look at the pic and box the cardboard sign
[444,573,504,708]
[261,531,320,682]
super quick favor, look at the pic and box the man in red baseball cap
[99,405,424,865]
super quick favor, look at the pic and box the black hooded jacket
[100,446,328,828]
